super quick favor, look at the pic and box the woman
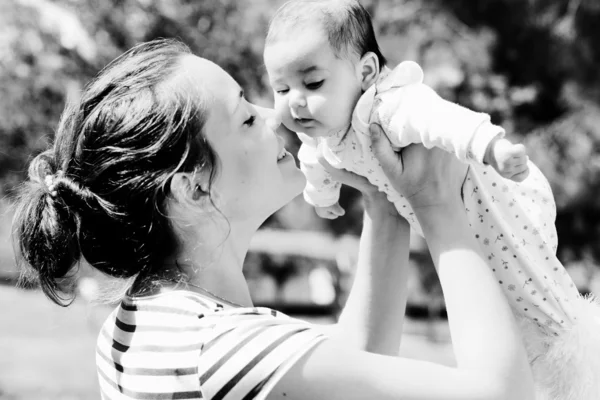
[13,39,534,400]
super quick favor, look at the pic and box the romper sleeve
[198,307,327,400]
[297,132,342,207]
[372,61,505,165]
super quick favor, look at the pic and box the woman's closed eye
[243,115,256,127]
[305,80,324,90]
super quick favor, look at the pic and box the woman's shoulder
[96,290,328,400]
[98,289,325,346]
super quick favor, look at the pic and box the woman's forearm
[415,203,533,393]
[335,196,411,356]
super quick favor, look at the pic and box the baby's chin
[303,124,349,138]
[284,119,349,138]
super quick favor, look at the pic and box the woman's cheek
[234,146,269,186]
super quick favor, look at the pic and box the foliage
[1,0,600,267]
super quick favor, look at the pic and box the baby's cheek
[311,95,338,120]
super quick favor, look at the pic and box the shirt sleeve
[373,61,505,165]
[297,133,341,207]
[198,308,327,400]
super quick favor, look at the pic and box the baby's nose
[289,90,307,108]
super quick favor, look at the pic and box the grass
[0,285,454,400]
[0,286,108,400]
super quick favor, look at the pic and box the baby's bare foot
[485,138,529,182]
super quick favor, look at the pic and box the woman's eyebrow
[231,88,244,114]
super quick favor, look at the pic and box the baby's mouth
[294,117,315,127]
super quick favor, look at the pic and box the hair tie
[44,170,63,197]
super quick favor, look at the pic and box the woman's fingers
[316,144,376,194]
[369,122,469,204]
[369,123,404,180]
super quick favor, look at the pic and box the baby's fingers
[509,143,527,157]
[511,164,530,182]
[370,123,403,177]
[317,208,344,220]
[510,152,528,166]
[331,203,346,217]
[320,211,339,220]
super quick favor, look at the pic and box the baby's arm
[297,133,344,219]
[374,63,529,181]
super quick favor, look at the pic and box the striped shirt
[96,290,327,400]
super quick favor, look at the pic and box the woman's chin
[287,174,306,200]
[238,175,305,223]
[274,188,304,211]
[266,181,305,214]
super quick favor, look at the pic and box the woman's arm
[312,150,411,356]
[417,198,532,384]
[369,123,532,382]
[266,134,534,400]
[268,196,532,400]
[336,193,411,355]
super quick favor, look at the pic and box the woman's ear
[170,170,210,203]
[358,52,380,91]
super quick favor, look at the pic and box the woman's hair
[12,39,216,306]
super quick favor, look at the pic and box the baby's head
[264,0,386,138]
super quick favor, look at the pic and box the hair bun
[14,153,82,306]
[28,150,57,186]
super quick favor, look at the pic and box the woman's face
[179,55,306,222]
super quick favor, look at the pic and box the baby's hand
[484,137,529,182]
[315,203,345,220]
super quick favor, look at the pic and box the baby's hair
[12,39,218,306]
[266,0,387,69]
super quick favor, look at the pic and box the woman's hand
[315,143,399,219]
[369,123,469,211]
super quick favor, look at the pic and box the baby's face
[264,26,363,138]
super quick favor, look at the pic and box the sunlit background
[1,0,600,398]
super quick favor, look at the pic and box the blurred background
[1,0,600,398]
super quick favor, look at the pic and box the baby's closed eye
[305,80,324,90]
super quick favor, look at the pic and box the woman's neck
[170,219,258,307]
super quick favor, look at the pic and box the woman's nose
[255,105,281,131]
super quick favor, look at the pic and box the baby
[264,1,528,220]
[264,1,600,399]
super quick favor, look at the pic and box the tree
[0,0,275,195]
[2,0,600,270]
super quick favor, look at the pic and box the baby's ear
[358,52,379,91]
